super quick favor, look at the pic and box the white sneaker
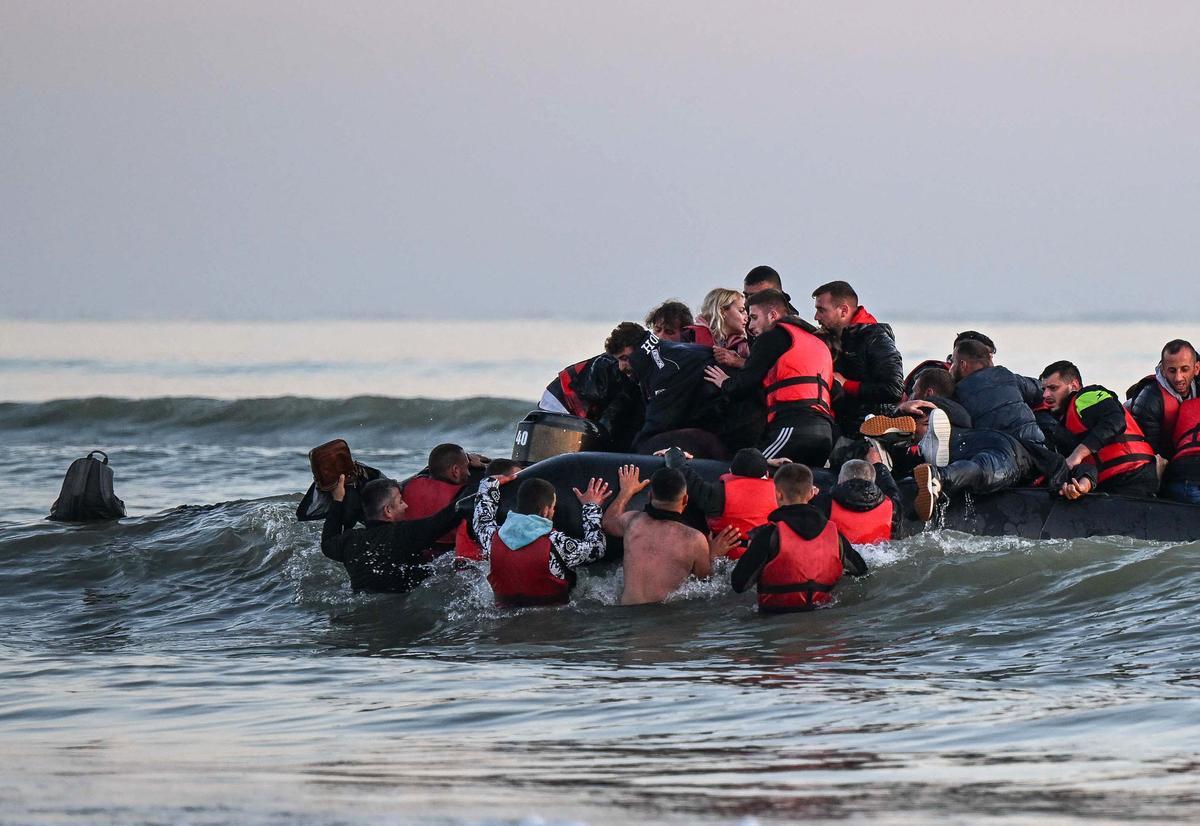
[918,407,951,467]
[913,463,943,521]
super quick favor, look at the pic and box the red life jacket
[453,521,483,561]
[757,519,843,612]
[1064,395,1155,485]
[402,477,460,555]
[682,324,715,347]
[707,474,776,560]
[830,499,894,545]
[556,358,597,419]
[762,321,833,423]
[1171,398,1200,462]
[486,533,573,607]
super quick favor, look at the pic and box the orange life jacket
[1171,398,1200,463]
[762,321,833,423]
[706,474,776,560]
[1065,395,1155,485]
[486,534,573,607]
[829,499,894,545]
[402,477,460,554]
[453,521,483,561]
[757,519,843,612]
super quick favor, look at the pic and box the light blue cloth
[497,512,553,550]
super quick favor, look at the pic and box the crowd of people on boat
[318,265,1199,611]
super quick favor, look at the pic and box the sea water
[1,320,1197,824]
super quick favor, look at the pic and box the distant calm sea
[1,319,1198,824]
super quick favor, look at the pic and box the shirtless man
[602,464,739,605]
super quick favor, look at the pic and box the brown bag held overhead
[309,439,357,491]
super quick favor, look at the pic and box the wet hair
[838,459,876,485]
[746,288,791,315]
[773,462,813,502]
[812,280,859,307]
[813,328,843,362]
[699,288,744,342]
[743,265,782,290]
[485,458,521,477]
[1162,339,1198,361]
[515,478,556,514]
[644,300,693,333]
[1040,360,1082,385]
[605,322,647,354]
[952,339,993,367]
[428,443,467,480]
[913,367,955,399]
[729,448,768,479]
[361,478,402,521]
[649,467,687,503]
[955,330,996,355]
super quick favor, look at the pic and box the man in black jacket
[321,473,466,593]
[1126,339,1199,457]
[811,280,904,436]
[950,339,1045,445]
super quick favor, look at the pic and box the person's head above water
[361,478,407,523]
[1039,360,1083,415]
[1160,339,1198,397]
[729,448,769,479]
[644,300,693,342]
[514,477,557,519]
[486,458,521,478]
[811,280,860,334]
[745,289,791,338]
[837,459,876,486]
[605,322,647,377]
[773,462,816,506]
[950,339,994,381]
[428,443,470,484]
[743,265,783,298]
[649,467,688,512]
[913,367,956,400]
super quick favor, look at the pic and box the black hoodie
[731,503,868,594]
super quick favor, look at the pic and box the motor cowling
[512,411,607,464]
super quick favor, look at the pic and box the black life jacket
[49,450,126,522]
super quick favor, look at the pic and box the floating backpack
[49,450,126,522]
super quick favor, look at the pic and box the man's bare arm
[602,464,650,537]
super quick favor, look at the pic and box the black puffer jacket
[834,307,904,432]
[1127,371,1199,457]
[954,366,1045,445]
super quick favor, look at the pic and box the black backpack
[49,450,127,522]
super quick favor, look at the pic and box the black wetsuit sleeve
[1130,383,1166,455]
[321,500,349,562]
[731,524,778,593]
[840,535,869,577]
[392,491,464,553]
[1075,389,1129,454]
[665,448,724,516]
[854,328,904,405]
[721,327,790,399]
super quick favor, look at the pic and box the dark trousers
[1098,461,1159,498]
[942,430,1033,496]
[759,415,834,466]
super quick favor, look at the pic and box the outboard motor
[49,450,126,522]
[512,411,606,464]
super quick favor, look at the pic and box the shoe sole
[914,463,937,521]
[860,415,917,438]
[920,410,952,467]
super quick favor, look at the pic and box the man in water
[732,462,867,612]
[811,280,904,435]
[816,455,902,545]
[704,289,835,465]
[401,443,488,559]
[473,472,610,607]
[321,473,466,593]
[539,321,646,451]
[602,464,739,605]
[1039,360,1158,498]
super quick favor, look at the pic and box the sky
[2,1,1198,322]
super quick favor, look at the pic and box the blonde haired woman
[684,288,750,358]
